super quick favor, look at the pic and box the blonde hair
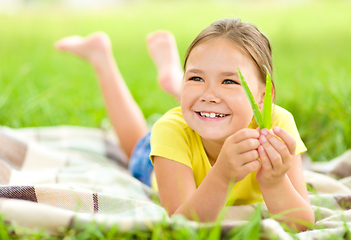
[184,18,275,94]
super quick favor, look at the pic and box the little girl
[55,18,314,231]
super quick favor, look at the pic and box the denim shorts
[128,131,154,186]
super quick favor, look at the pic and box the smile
[198,112,228,119]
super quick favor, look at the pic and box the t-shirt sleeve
[273,108,307,155]
[150,118,193,169]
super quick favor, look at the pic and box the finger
[242,159,260,173]
[263,130,291,161]
[258,145,272,170]
[240,149,259,164]
[230,128,260,144]
[235,138,260,153]
[272,127,296,155]
[259,134,282,170]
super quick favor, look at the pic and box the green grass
[0,206,268,240]
[238,67,272,130]
[1,0,351,238]
[0,0,350,161]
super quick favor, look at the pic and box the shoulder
[150,107,196,168]
[272,105,307,154]
[271,105,295,127]
[272,105,293,118]
[247,105,294,129]
[271,105,298,137]
[150,107,196,148]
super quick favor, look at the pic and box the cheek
[181,84,200,105]
[228,92,254,118]
[180,88,194,115]
[228,91,251,108]
[180,88,189,108]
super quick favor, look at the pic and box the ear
[258,87,275,111]
[258,91,265,111]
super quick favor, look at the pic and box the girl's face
[181,37,265,144]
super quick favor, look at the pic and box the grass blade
[238,68,264,129]
[262,66,272,129]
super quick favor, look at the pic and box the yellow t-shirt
[150,105,307,206]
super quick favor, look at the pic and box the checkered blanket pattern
[1,125,351,239]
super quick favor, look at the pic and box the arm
[256,127,314,232]
[154,157,230,221]
[153,128,261,221]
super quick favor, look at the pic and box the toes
[54,36,84,50]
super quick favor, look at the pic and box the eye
[189,76,204,82]
[223,79,239,85]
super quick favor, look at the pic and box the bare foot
[147,31,183,100]
[54,32,112,67]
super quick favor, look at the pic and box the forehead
[186,38,257,72]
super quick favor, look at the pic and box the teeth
[200,112,226,118]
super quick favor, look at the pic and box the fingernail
[273,126,280,133]
[258,145,264,152]
[261,129,268,135]
[259,136,266,143]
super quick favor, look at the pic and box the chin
[198,132,228,143]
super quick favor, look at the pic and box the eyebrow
[186,69,203,74]
[222,72,238,77]
[186,69,239,77]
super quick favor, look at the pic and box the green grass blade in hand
[262,66,272,129]
[238,68,264,129]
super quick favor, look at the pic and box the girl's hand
[256,126,296,188]
[215,128,261,184]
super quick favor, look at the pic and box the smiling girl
[55,18,314,231]
[150,19,314,231]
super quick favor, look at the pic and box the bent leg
[146,31,183,101]
[55,32,148,160]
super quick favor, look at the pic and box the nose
[200,85,221,104]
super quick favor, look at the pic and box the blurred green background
[0,0,350,162]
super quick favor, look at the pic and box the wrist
[259,174,289,191]
[211,164,237,189]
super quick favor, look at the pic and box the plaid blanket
[1,125,351,239]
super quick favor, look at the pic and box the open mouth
[197,112,229,119]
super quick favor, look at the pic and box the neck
[201,137,223,166]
